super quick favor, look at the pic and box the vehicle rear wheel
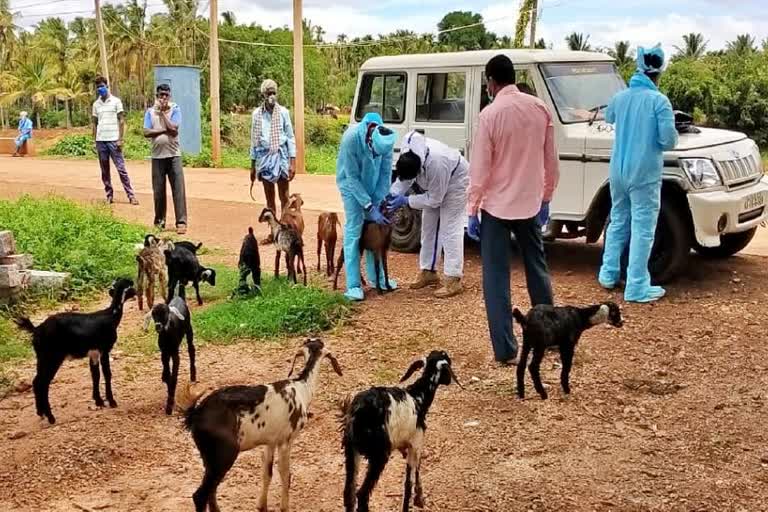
[693,228,757,259]
[390,206,421,253]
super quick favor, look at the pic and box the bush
[46,134,93,157]
[306,144,338,175]
[305,113,346,146]
[40,110,67,129]
[0,196,146,294]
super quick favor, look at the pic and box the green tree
[221,11,236,27]
[565,32,591,51]
[437,11,496,50]
[674,33,708,60]
[535,38,547,49]
[727,34,756,56]
[0,56,59,128]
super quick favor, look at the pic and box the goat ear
[400,358,426,383]
[325,353,343,376]
[447,364,464,389]
[169,306,185,322]
[288,350,304,377]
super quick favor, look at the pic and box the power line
[11,0,79,10]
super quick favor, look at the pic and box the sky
[10,0,768,55]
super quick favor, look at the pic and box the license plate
[743,192,765,211]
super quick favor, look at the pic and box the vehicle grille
[716,154,762,188]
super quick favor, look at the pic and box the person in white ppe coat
[386,130,469,298]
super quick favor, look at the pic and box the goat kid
[258,208,306,286]
[340,351,461,512]
[333,203,393,294]
[146,296,196,415]
[13,278,137,424]
[136,234,174,311]
[182,338,343,512]
[317,212,341,278]
[280,193,305,237]
[513,302,624,400]
[165,244,217,305]
[236,227,261,295]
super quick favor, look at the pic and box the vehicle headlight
[679,158,722,189]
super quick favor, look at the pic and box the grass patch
[0,316,30,362]
[194,277,350,344]
[0,195,146,295]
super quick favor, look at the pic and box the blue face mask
[97,85,108,97]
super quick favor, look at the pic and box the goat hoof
[414,496,425,508]
[94,398,105,408]
[165,406,173,416]
[108,399,118,408]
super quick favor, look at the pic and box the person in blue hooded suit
[336,112,398,301]
[598,45,679,303]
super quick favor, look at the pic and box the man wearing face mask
[92,76,138,205]
[250,79,296,243]
[12,111,33,157]
[336,112,397,301]
[468,54,560,365]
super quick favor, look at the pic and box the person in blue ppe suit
[13,111,33,157]
[598,45,679,303]
[336,112,398,301]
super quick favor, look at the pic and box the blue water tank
[153,65,202,155]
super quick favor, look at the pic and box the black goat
[147,296,196,415]
[339,351,461,512]
[165,245,216,305]
[236,227,261,295]
[13,278,137,424]
[513,302,624,400]
[181,338,342,512]
[175,240,203,254]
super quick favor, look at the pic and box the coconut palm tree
[0,56,59,128]
[54,70,90,128]
[674,33,708,60]
[0,0,18,128]
[565,32,591,51]
[221,11,235,27]
[726,34,756,55]
[608,41,634,69]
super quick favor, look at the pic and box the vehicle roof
[360,49,615,71]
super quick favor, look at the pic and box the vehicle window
[540,63,626,124]
[416,72,466,122]
[480,70,537,112]
[355,73,407,124]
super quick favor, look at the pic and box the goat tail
[512,307,527,326]
[13,317,36,334]
[177,381,208,430]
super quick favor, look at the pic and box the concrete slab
[0,254,33,270]
[0,230,16,257]
[26,270,71,291]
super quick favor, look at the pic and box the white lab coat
[391,131,468,278]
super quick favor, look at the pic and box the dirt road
[1,158,768,511]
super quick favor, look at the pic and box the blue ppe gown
[598,69,678,303]
[336,112,397,300]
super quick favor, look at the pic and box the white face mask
[266,94,277,107]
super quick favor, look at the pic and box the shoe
[129,197,140,206]
[344,287,365,301]
[409,270,440,290]
[598,278,617,290]
[627,286,666,303]
[434,277,463,298]
[176,225,187,235]
[105,197,114,205]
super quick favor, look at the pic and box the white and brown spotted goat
[182,338,343,512]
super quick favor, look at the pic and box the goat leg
[101,352,117,408]
[300,250,307,286]
[529,347,548,400]
[402,460,414,512]
[382,249,392,292]
[257,446,275,512]
[357,453,387,512]
[278,443,292,512]
[328,240,336,277]
[147,276,155,310]
[275,250,281,279]
[375,256,382,295]
[516,344,532,399]
[187,325,197,382]
[194,281,203,306]
[166,352,180,415]
[89,357,105,408]
[560,345,575,395]
[317,237,323,273]
[333,248,344,290]
[343,445,360,512]
[161,351,171,384]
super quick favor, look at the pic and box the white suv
[350,49,768,283]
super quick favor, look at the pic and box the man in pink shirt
[468,54,560,364]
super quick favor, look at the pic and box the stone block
[27,270,71,291]
[0,265,24,288]
[0,254,33,270]
[0,231,15,257]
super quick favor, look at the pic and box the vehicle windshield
[541,63,626,124]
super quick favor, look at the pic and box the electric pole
[209,0,222,166]
[293,0,306,174]
[94,0,110,83]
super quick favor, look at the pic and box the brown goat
[259,208,307,285]
[333,206,393,294]
[136,235,173,311]
[317,212,341,277]
[281,193,305,237]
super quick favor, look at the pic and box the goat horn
[288,350,304,377]
[447,365,464,390]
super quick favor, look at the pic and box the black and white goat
[164,244,216,305]
[13,278,137,424]
[513,302,624,400]
[339,351,461,512]
[181,338,343,512]
[236,227,261,295]
[145,296,196,415]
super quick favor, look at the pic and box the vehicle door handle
[415,128,425,135]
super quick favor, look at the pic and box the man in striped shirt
[92,76,138,205]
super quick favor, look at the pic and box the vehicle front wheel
[649,200,691,284]
[390,206,421,253]
[693,228,757,259]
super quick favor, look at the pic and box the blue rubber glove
[467,215,481,242]
[368,206,391,226]
[535,201,550,227]
[386,194,408,213]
